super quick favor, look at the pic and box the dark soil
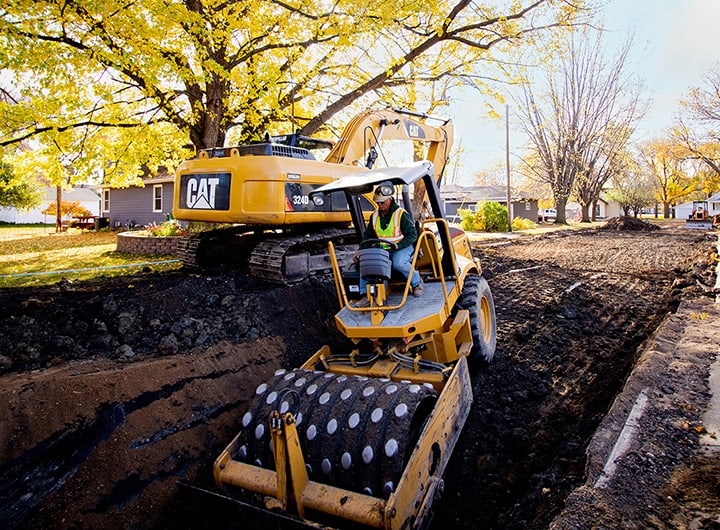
[0,221,717,529]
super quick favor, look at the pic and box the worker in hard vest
[353,181,423,307]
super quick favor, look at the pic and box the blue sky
[445,0,720,183]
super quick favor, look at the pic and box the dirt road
[0,220,717,529]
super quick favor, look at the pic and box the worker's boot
[413,280,424,297]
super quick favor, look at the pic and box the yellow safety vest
[373,208,405,246]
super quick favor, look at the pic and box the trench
[1,365,251,529]
[1,225,711,529]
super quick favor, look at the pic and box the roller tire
[456,274,497,365]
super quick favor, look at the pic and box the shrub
[460,201,509,232]
[145,220,188,237]
[480,201,508,232]
[512,217,537,231]
[459,208,482,232]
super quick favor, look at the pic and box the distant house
[601,195,623,219]
[98,175,175,228]
[566,196,618,220]
[440,184,539,221]
[0,185,100,225]
[675,193,720,220]
[708,192,720,216]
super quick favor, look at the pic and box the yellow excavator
[211,161,497,529]
[172,108,453,283]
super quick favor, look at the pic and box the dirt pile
[600,215,661,231]
[0,221,717,529]
[0,273,344,375]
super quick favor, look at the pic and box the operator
[353,181,423,307]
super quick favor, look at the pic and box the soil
[0,219,718,529]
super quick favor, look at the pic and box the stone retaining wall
[116,231,178,255]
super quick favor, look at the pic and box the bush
[459,201,509,232]
[145,220,187,237]
[512,217,537,231]
[459,208,482,232]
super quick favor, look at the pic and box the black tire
[456,274,497,364]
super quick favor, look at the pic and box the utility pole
[506,105,512,233]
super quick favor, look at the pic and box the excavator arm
[325,108,454,184]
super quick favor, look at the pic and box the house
[674,194,720,220]
[97,175,175,228]
[566,196,618,220]
[708,192,720,216]
[0,185,100,225]
[440,184,539,221]
[601,195,623,219]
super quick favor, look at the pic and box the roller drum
[234,368,437,498]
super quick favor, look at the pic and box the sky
[445,0,720,184]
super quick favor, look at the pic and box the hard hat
[373,181,394,203]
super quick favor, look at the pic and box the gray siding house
[99,176,175,228]
[440,184,538,222]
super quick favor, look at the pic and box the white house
[0,186,101,224]
[674,194,720,219]
[708,192,720,216]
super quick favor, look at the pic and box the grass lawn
[0,225,182,288]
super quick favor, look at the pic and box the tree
[514,29,642,223]
[606,150,655,217]
[640,138,694,218]
[41,201,92,219]
[0,160,42,210]
[0,0,585,188]
[675,63,720,179]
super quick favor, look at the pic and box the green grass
[0,227,182,288]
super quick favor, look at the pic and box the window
[102,189,110,213]
[153,185,163,212]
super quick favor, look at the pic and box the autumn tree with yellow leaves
[639,138,695,218]
[0,0,586,191]
[675,63,720,191]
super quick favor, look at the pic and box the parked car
[538,208,557,222]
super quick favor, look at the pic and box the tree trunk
[56,186,62,233]
[555,195,569,224]
[579,202,590,222]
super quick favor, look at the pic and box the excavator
[209,160,497,529]
[171,108,453,283]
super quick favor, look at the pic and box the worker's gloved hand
[352,250,360,263]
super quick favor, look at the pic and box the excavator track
[176,226,261,271]
[177,227,357,283]
[232,368,438,499]
[248,228,358,283]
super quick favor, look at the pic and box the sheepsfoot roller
[212,162,497,528]
[215,360,472,529]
